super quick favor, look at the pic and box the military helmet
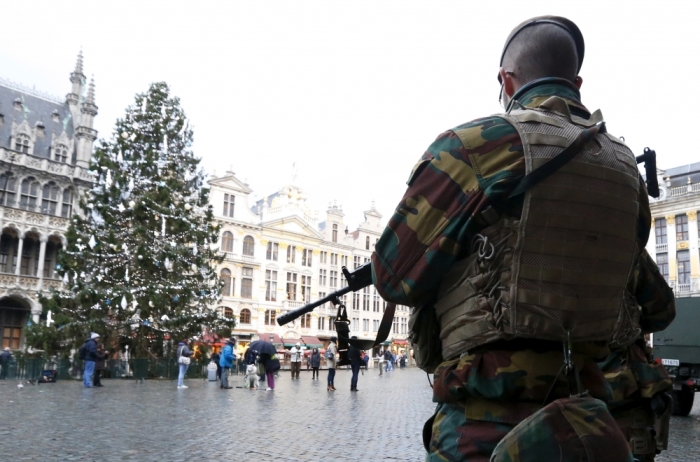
[500,16,585,73]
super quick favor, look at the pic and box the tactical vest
[434,97,640,360]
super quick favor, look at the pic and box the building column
[647,218,656,261]
[687,211,699,292]
[665,215,677,289]
[14,237,24,275]
[36,237,48,289]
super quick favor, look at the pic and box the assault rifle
[636,147,659,198]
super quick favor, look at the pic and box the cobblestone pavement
[2,368,699,461]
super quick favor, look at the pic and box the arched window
[220,268,232,296]
[332,224,338,243]
[240,308,251,324]
[19,177,40,211]
[14,134,30,154]
[0,174,17,206]
[54,144,69,163]
[365,236,370,250]
[221,231,234,252]
[224,307,233,318]
[41,182,61,215]
[61,189,73,218]
[243,236,255,256]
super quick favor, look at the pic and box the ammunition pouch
[408,303,443,373]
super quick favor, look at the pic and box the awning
[301,336,323,348]
[393,339,408,345]
[282,337,302,348]
[261,333,283,345]
[381,341,391,346]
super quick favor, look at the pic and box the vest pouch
[408,303,443,374]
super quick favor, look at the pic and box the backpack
[78,342,87,360]
[325,348,334,360]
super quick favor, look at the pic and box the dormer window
[35,121,45,137]
[13,98,22,110]
[14,134,30,154]
[54,144,69,163]
[51,109,60,123]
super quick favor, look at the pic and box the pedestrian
[383,348,392,372]
[399,353,406,369]
[289,342,303,379]
[370,16,660,461]
[81,333,99,388]
[219,338,236,389]
[211,351,221,381]
[348,337,363,392]
[260,350,280,391]
[310,348,321,379]
[176,339,192,389]
[93,343,107,387]
[326,336,338,391]
[0,347,12,379]
[362,351,370,371]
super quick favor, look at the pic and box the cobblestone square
[2,367,699,461]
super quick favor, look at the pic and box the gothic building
[646,162,700,296]
[0,52,97,350]
[208,169,410,356]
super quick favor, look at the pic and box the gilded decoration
[665,215,676,225]
[312,249,320,255]
[687,210,698,221]
[677,241,689,250]
[260,238,268,246]
[279,243,289,249]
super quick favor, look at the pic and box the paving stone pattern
[2,368,699,461]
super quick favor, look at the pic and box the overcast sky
[2,1,697,228]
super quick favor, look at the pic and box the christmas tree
[32,82,231,358]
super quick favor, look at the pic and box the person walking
[371,15,666,461]
[383,348,393,372]
[211,351,221,381]
[326,336,338,391]
[176,339,192,389]
[289,342,303,379]
[261,350,280,391]
[219,338,236,389]
[82,333,99,388]
[348,337,363,392]
[93,343,107,387]
[310,348,321,379]
[0,347,12,380]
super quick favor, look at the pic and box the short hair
[502,23,579,84]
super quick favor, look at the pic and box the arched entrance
[0,296,31,349]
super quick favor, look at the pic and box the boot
[327,385,333,391]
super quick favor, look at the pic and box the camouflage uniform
[598,250,675,460]
[372,82,652,461]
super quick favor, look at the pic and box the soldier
[371,16,673,461]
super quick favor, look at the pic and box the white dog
[245,364,259,389]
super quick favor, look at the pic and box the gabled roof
[209,172,253,194]
[262,215,324,240]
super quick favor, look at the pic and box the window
[354,256,361,269]
[265,270,277,301]
[20,239,39,276]
[319,269,327,286]
[352,317,359,332]
[320,251,327,264]
[14,134,29,153]
[2,310,23,349]
[329,270,338,288]
[678,250,690,284]
[401,318,407,334]
[240,308,251,324]
[41,183,60,215]
[301,275,311,302]
[366,236,370,250]
[243,236,255,256]
[220,268,232,296]
[222,307,233,318]
[676,215,689,241]
[341,255,348,267]
[373,319,379,332]
[222,231,234,252]
[364,257,370,264]
[266,241,279,261]
[655,219,667,245]
[373,290,380,312]
[393,317,399,334]
[223,193,235,217]
[54,144,68,163]
[241,267,253,299]
[0,174,17,206]
[353,293,360,310]
[329,316,336,329]
[330,253,338,266]
[264,309,276,325]
[61,189,73,218]
[286,272,298,301]
[19,178,39,210]
[362,286,370,311]
[287,245,296,264]
[363,318,369,331]
[301,313,312,328]
[318,316,325,331]
[302,249,312,267]
[332,224,338,242]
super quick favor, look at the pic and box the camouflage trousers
[610,404,660,462]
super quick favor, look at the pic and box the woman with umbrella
[248,339,280,391]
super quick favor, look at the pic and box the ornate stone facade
[0,52,97,349]
[209,170,410,353]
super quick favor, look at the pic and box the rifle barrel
[276,285,353,325]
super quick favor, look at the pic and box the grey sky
[2,0,696,227]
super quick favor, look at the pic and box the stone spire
[68,50,85,101]
[86,75,96,105]
[75,74,98,171]
[74,49,84,75]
